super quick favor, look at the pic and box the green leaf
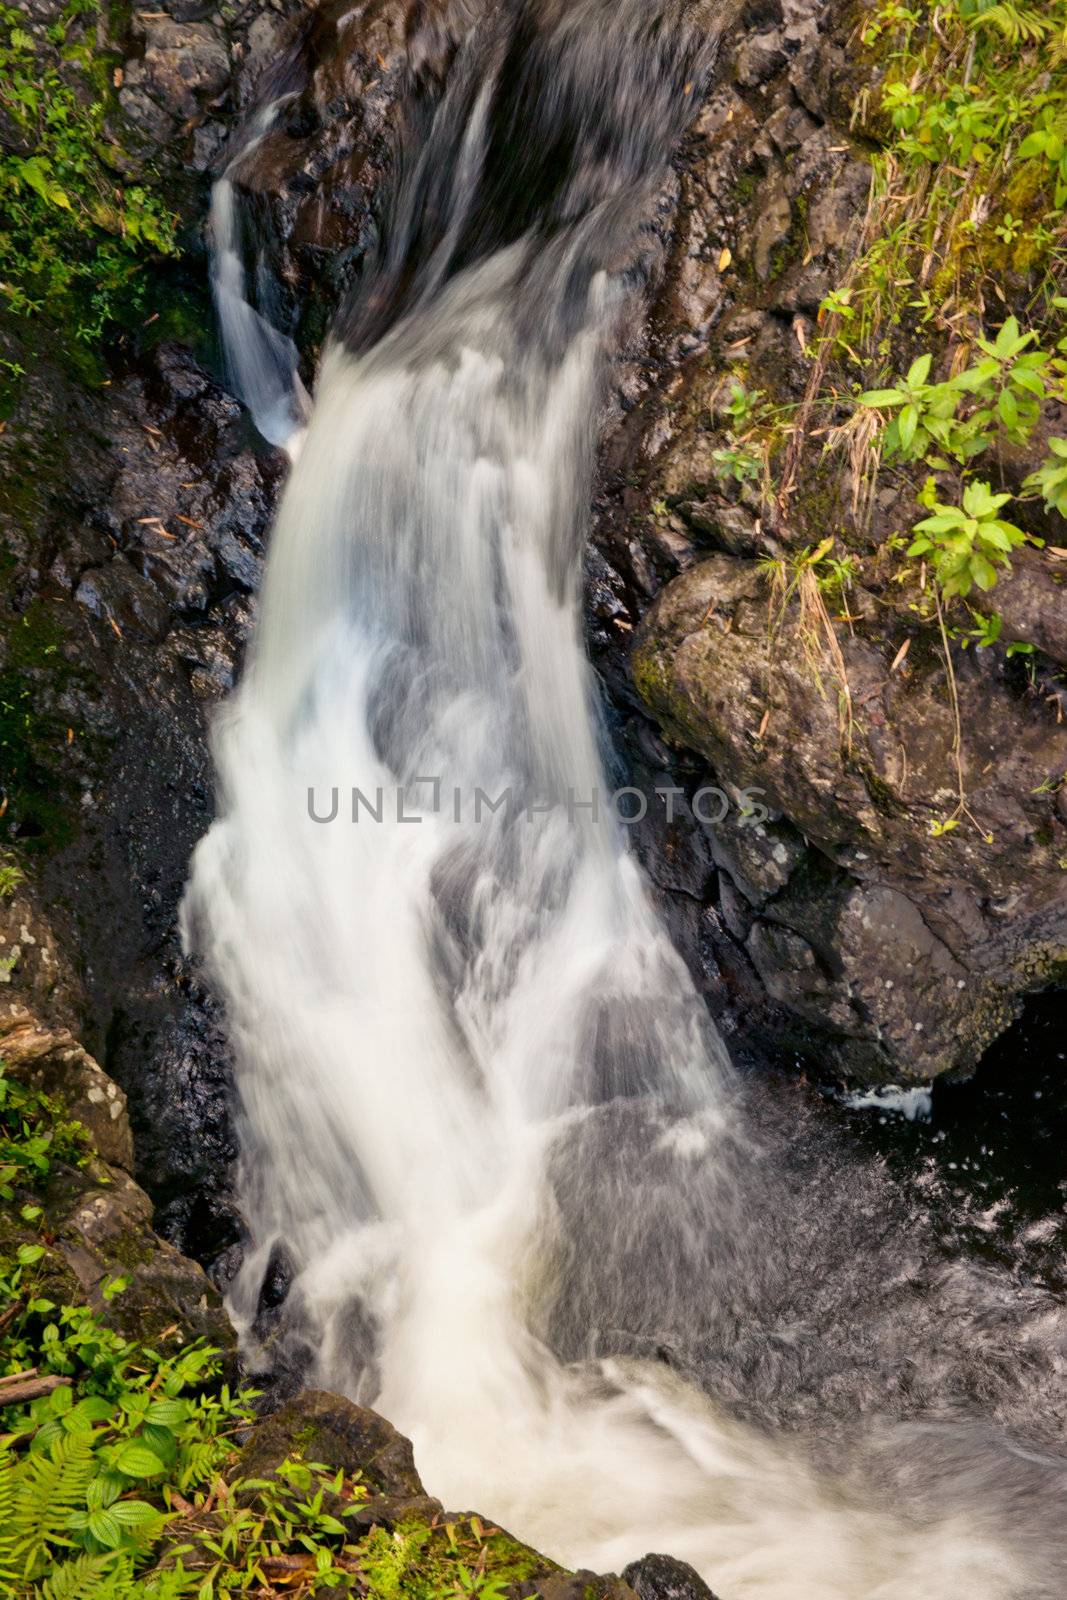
[145,1398,189,1426]
[998,388,1018,429]
[111,1499,166,1529]
[898,403,919,450]
[1017,131,1047,159]
[1011,368,1045,398]
[971,555,997,591]
[980,524,1013,552]
[18,1243,45,1265]
[906,354,932,386]
[915,511,967,531]
[859,388,906,407]
[87,1509,122,1549]
[993,317,1021,357]
[114,1442,167,1478]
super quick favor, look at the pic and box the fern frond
[11,1431,94,1579]
[967,3,1052,43]
[0,1444,19,1596]
[38,1550,127,1600]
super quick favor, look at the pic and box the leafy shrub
[907,480,1034,597]
[1024,438,1067,517]
[858,318,1051,466]
[0,2,179,343]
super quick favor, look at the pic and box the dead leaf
[718,246,732,272]
[108,615,122,639]
[757,708,770,739]
[113,66,123,87]
[889,637,911,673]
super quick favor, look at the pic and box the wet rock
[0,1006,133,1170]
[238,1391,427,1502]
[0,884,83,1028]
[734,31,786,87]
[631,556,1067,1080]
[971,548,1067,666]
[624,1552,720,1600]
[0,1006,234,1354]
[53,1163,234,1351]
[0,316,276,1260]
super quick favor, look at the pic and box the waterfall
[184,3,1065,1594]
[209,101,311,455]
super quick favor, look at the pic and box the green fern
[11,1430,95,1580]
[0,1443,18,1597]
[38,1550,128,1600]
[966,2,1054,42]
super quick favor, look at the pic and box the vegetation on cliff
[0,1,179,345]
[0,1060,576,1599]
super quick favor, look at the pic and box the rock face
[0,320,282,1257]
[624,1553,721,1600]
[631,557,1067,1081]
[235,1390,645,1600]
[0,1007,234,1353]
[583,0,1067,1082]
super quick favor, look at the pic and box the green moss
[358,1515,555,1600]
[0,1,181,346]
[730,170,759,209]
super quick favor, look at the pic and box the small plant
[907,480,1034,598]
[710,442,764,485]
[759,537,855,742]
[709,381,779,488]
[0,855,23,898]
[1024,438,1067,517]
[858,320,1052,467]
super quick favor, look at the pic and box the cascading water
[185,3,1067,1594]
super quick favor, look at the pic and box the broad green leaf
[145,1398,189,1426]
[906,354,932,386]
[87,1509,123,1549]
[1011,368,1045,398]
[998,388,1018,429]
[111,1499,166,1529]
[859,388,906,407]
[115,1442,167,1478]
[898,404,918,450]
[980,524,1013,552]
[971,555,997,591]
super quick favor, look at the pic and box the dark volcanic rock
[624,1553,720,1600]
[238,1390,426,1498]
[0,1007,234,1355]
[0,317,283,1259]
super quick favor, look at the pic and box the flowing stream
[185,3,1067,1594]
